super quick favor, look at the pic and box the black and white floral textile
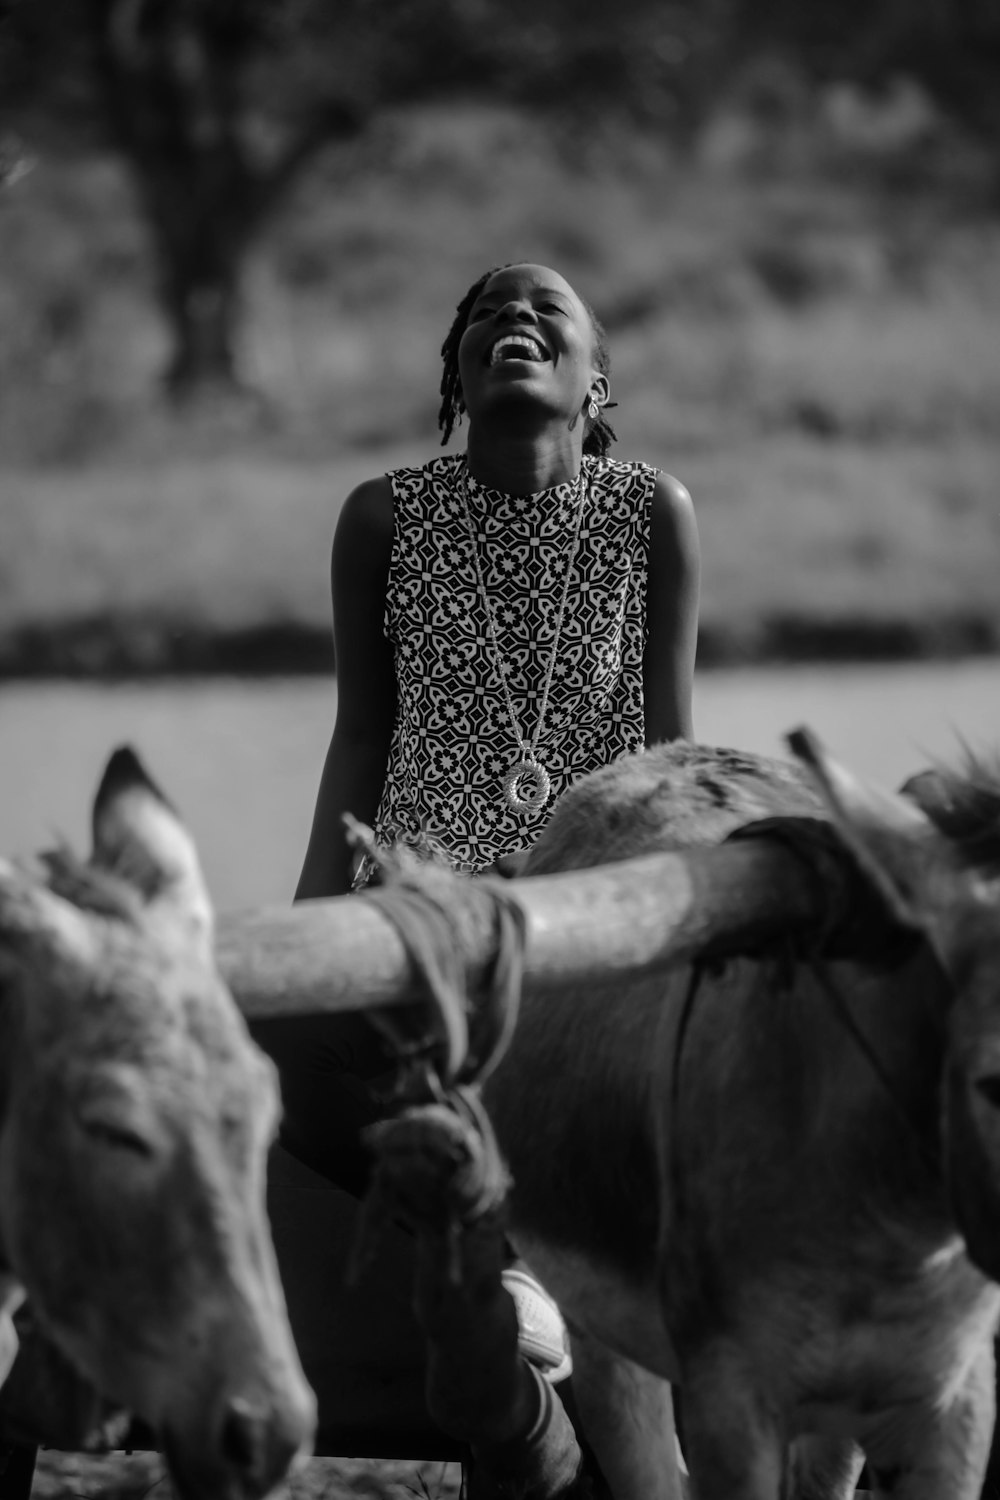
[370,452,654,874]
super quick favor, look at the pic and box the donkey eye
[77,1111,156,1158]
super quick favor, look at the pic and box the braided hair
[438,265,618,458]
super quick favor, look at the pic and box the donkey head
[791,728,1000,1283]
[0,749,315,1499]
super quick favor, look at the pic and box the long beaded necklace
[460,458,590,816]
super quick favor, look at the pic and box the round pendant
[503,758,551,814]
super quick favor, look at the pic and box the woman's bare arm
[295,477,396,899]
[642,472,700,745]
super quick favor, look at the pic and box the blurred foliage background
[1,0,999,673]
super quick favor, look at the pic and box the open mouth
[488,334,549,367]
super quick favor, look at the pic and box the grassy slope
[2,103,999,671]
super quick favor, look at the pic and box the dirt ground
[33,1450,464,1500]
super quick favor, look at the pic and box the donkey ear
[0,1278,25,1386]
[787,727,946,931]
[0,858,97,976]
[899,767,959,824]
[92,748,213,945]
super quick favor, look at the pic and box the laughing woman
[300,261,699,897]
[273,262,699,1500]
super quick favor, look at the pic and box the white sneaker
[501,1268,573,1383]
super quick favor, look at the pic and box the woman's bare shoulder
[651,470,694,516]
[337,474,394,535]
[334,475,394,570]
[649,470,698,555]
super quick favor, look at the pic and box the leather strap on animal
[726,814,922,969]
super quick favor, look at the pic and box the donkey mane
[921,753,1000,875]
[40,846,141,920]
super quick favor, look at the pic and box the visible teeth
[490,334,546,367]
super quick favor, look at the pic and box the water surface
[2,660,997,908]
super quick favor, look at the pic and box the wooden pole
[216,839,841,1020]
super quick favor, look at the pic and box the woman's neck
[463,426,585,495]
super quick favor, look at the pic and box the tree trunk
[88,0,361,403]
[87,1,254,399]
[158,224,247,398]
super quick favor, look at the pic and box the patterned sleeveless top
[369,452,655,875]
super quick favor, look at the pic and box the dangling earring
[588,397,600,420]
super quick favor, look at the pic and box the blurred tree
[481,0,739,140]
[1,0,103,149]
[740,0,1000,191]
[856,0,1000,187]
[4,0,995,402]
[8,0,732,402]
[88,0,364,400]
[1,0,714,399]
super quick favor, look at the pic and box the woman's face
[456,264,608,431]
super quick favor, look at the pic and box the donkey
[0,748,316,1500]
[478,735,1000,1500]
